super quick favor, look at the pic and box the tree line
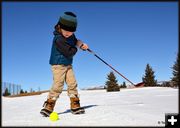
[3,87,39,96]
[106,52,179,92]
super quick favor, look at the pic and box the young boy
[40,11,88,116]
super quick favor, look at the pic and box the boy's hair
[54,24,61,32]
[55,11,77,32]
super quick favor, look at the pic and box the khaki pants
[48,65,78,100]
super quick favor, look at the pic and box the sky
[2,2,178,92]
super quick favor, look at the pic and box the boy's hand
[80,43,88,50]
[76,40,89,50]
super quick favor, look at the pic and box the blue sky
[2,2,178,91]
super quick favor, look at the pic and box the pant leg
[65,65,79,97]
[48,65,67,100]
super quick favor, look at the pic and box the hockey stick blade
[134,82,144,87]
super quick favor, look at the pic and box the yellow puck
[49,112,59,121]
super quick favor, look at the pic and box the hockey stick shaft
[87,49,135,85]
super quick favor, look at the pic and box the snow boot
[40,98,56,117]
[70,96,85,114]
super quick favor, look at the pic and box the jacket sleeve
[73,34,78,45]
[55,37,77,59]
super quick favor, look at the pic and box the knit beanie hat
[58,11,77,32]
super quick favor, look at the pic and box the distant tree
[142,64,157,86]
[162,81,171,87]
[171,52,179,87]
[3,88,11,96]
[121,81,127,88]
[20,89,24,94]
[25,90,28,93]
[30,88,33,93]
[105,71,120,92]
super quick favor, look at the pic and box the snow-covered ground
[2,87,178,126]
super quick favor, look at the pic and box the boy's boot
[70,96,85,114]
[40,98,56,117]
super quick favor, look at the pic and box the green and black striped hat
[58,11,77,32]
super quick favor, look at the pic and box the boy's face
[61,29,74,38]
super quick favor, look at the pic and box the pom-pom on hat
[58,11,77,32]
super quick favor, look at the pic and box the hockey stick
[87,48,144,87]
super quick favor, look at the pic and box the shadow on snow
[58,104,98,115]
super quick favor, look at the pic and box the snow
[2,87,178,126]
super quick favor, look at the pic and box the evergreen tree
[171,52,179,87]
[20,89,24,94]
[105,71,120,92]
[3,88,11,96]
[142,64,157,86]
[121,81,127,88]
